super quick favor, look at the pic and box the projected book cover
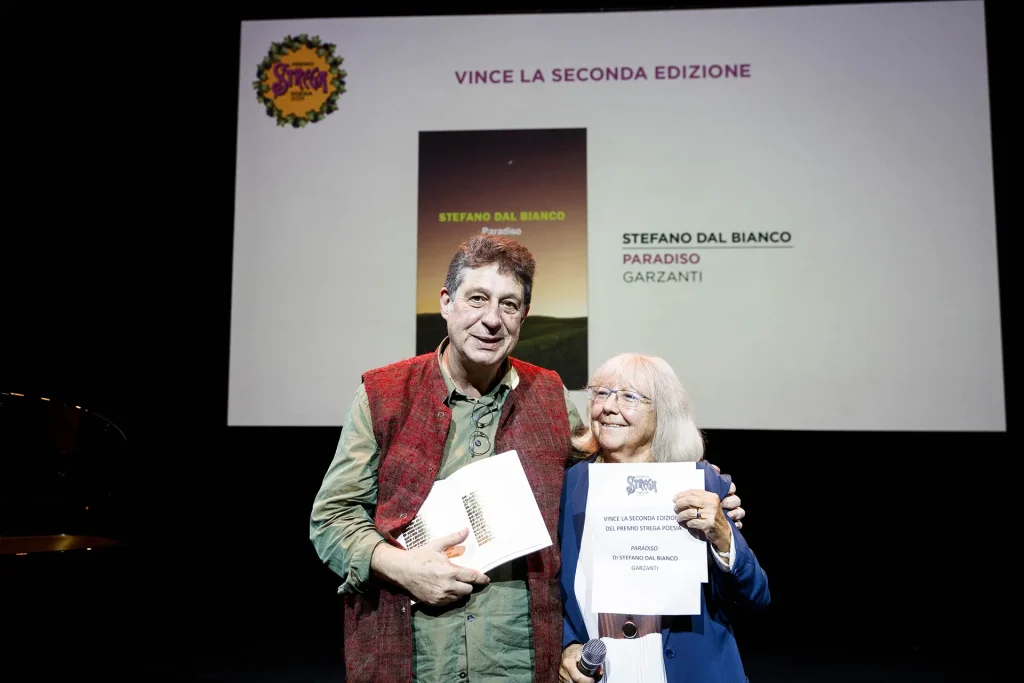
[416,128,588,390]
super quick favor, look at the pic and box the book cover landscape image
[416,128,588,389]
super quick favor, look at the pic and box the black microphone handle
[577,658,598,677]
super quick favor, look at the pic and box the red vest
[343,352,571,683]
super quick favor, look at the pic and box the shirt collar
[436,337,519,405]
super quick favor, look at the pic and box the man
[310,235,745,683]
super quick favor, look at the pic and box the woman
[558,353,770,683]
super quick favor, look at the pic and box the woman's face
[589,375,657,461]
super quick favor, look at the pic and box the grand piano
[1,391,139,672]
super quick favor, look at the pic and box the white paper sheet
[397,450,552,574]
[585,462,708,615]
[601,633,669,683]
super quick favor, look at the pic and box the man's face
[440,263,528,370]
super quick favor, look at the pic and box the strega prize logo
[253,34,346,127]
[626,475,658,496]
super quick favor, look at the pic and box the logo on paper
[253,34,347,128]
[625,475,657,496]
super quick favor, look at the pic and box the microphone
[577,638,607,678]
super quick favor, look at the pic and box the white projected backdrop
[228,1,1004,431]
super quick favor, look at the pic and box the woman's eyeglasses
[470,401,500,456]
[586,386,652,409]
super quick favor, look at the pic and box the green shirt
[310,342,584,683]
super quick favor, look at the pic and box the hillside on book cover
[416,128,589,389]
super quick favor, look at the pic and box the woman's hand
[559,642,598,683]
[674,489,732,553]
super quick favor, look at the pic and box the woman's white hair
[572,353,705,463]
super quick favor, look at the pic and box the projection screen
[228,1,1005,431]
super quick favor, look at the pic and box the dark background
[4,1,1012,680]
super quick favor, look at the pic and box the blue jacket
[558,457,770,683]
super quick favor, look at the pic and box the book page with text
[396,450,552,574]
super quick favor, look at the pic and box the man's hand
[559,643,598,683]
[370,528,490,605]
[709,462,745,529]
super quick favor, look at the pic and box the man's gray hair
[444,235,536,308]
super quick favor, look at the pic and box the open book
[397,450,553,574]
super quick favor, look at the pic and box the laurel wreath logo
[253,34,347,128]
